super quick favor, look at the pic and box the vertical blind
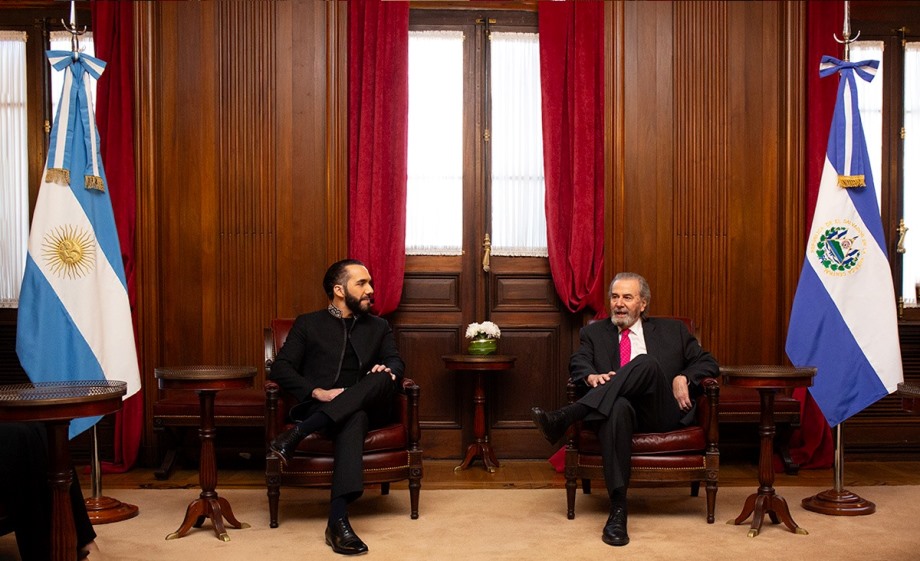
[0,32,96,308]
[0,31,28,308]
[406,30,464,255]
[851,40,920,300]
[904,43,920,299]
[489,31,546,257]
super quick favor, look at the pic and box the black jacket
[269,309,405,403]
[570,316,718,392]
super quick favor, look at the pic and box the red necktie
[619,328,631,368]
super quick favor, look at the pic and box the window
[405,12,546,257]
[0,31,29,308]
[0,23,93,308]
[851,31,920,306]
[406,30,464,255]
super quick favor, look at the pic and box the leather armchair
[264,318,422,527]
[563,317,719,523]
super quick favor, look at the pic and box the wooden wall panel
[394,327,462,458]
[490,327,561,458]
[613,1,801,366]
[134,0,346,460]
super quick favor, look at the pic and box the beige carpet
[1,485,918,560]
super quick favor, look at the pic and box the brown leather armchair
[263,318,422,528]
[563,317,719,523]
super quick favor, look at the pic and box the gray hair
[610,272,651,317]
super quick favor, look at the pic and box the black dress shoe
[530,407,569,445]
[602,507,629,546]
[269,427,306,465]
[325,516,369,555]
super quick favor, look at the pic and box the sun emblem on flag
[812,220,865,276]
[42,225,96,279]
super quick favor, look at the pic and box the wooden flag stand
[85,426,139,524]
[801,423,875,516]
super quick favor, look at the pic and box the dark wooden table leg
[46,420,76,561]
[455,372,500,473]
[167,390,248,541]
[732,389,806,537]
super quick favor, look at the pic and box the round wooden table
[443,354,515,473]
[155,366,255,541]
[720,365,815,537]
[0,380,127,561]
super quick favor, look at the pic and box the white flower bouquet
[465,321,501,340]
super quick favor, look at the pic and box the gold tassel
[85,175,105,192]
[45,168,70,186]
[837,175,866,188]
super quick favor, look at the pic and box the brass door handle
[898,219,908,254]
[482,233,491,273]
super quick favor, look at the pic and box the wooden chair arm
[699,377,720,449]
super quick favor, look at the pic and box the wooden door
[388,9,580,461]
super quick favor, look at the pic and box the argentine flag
[16,51,141,438]
[786,56,903,428]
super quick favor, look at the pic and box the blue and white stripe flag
[16,50,141,439]
[786,55,902,428]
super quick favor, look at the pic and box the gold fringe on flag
[837,175,866,188]
[45,168,70,186]
[85,175,105,192]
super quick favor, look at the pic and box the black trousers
[578,354,684,495]
[0,422,96,561]
[292,373,396,499]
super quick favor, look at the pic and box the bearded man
[531,272,718,547]
[269,259,404,555]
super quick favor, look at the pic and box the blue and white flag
[16,51,141,438]
[786,55,903,428]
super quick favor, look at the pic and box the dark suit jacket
[269,309,405,404]
[570,316,718,396]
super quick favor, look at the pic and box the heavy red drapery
[538,1,606,317]
[785,0,845,470]
[347,0,409,317]
[91,2,142,471]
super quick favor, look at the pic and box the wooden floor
[87,457,920,491]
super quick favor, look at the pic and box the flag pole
[801,422,875,515]
[84,426,138,524]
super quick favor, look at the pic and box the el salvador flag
[786,56,903,428]
[16,51,141,439]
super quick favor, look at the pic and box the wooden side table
[720,365,816,537]
[155,366,256,541]
[443,354,515,473]
[0,380,127,561]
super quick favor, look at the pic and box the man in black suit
[0,422,101,560]
[269,259,405,555]
[532,272,718,546]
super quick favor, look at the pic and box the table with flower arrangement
[442,354,516,473]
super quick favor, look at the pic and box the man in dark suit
[532,272,718,546]
[269,259,405,556]
[0,422,100,560]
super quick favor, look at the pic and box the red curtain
[347,0,409,317]
[785,0,844,470]
[538,1,606,317]
[91,2,142,472]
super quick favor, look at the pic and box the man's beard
[611,308,638,328]
[345,292,371,315]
